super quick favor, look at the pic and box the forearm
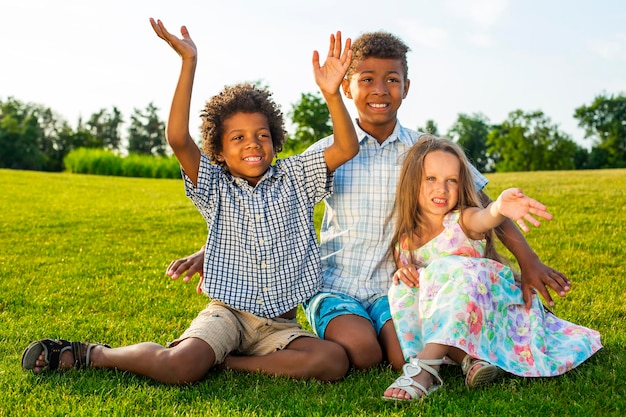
[166,57,197,150]
[322,92,358,171]
[494,218,539,266]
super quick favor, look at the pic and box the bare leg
[378,320,405,370]
[224,336,348,382]
[383,343,465,400]
[33,338,215,385]
[324,314,382,370]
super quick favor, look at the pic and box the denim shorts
[303,292,391,339]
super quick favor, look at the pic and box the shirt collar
[354,119,412,147]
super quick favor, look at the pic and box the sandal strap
[392,376,430,398]
[43,339,74,371]
[404,360,442,387]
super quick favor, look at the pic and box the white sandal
[461,354,500,388]
[382,357,454,401]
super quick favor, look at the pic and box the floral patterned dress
[389,211,602,376]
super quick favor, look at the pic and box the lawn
[0,168,624,417]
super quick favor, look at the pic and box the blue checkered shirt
[183,150,333,318]
[305,120,488,307]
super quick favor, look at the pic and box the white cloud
[587,34,626,60]
[398,19,448,49]
[467,33,495,48]
[444,0,509,29]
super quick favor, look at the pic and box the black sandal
[21,339,110,371]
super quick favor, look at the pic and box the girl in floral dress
[382,136,602,401]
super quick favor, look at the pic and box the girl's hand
[494,188,553,232]
[393,263,421,287]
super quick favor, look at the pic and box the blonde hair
[389,135,509,267]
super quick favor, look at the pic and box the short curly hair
[200,83,286,165]
[347,32,410,81]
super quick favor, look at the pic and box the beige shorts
[169,300,316,365]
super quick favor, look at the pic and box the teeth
[433,198,446,203]
[244,156,262,161]
[370,103,387,108]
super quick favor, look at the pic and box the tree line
[1,92,624,173]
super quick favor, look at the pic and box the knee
[347,340,383,370]
[158,348,212,385]
[307,342,349,382]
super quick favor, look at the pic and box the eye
[425,176,435,182]
[231,135,243,141]
[360,77,373,83]
[447,178,458,184]
[387,77,400,83]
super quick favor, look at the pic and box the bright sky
[2,0,625,149]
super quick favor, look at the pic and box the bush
[63,148,181,179]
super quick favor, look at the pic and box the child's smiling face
[216,112,275,186]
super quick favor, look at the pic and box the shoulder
[444,210,461,227]
[303,135,334,154]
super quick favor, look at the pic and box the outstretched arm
[465,188,553,235]
[313,32,359,172]
[478,190,571,308]
[149,18,201,184]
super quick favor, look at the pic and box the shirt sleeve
[469,163,488,191]
[276,150,334,205]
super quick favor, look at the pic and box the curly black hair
[347,32,411,81]
[200,83,286,165]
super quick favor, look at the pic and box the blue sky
[2,0,625,149]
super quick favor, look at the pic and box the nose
[245,136,261,149]
[371,78,388,95]
[435,180,448,192]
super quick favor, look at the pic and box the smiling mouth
[243,156,263,162]
[433,198,447,204]
[369,103,388,109]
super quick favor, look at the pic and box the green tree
[0,98,47,170]
[447,113,491,172]
[487,110,579,172]
[0,97,72,171]
[287,92,332,152]
[418,119,439,135]
[85,107,124,151]
[574,93,626,168]
[127,102,166,156]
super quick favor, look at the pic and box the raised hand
[493,188,553,232]
[312,31,352,96]
[149,18,197,61]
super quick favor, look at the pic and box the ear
[342,78,352,99]
[402,79,411,99]
[215,153,224,162]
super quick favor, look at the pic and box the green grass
[1,168,624,417]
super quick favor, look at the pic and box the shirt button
[261,262,267,268]
[259,238,264,244]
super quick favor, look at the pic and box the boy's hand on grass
[166,247,205,294]
[520,258,571,308]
